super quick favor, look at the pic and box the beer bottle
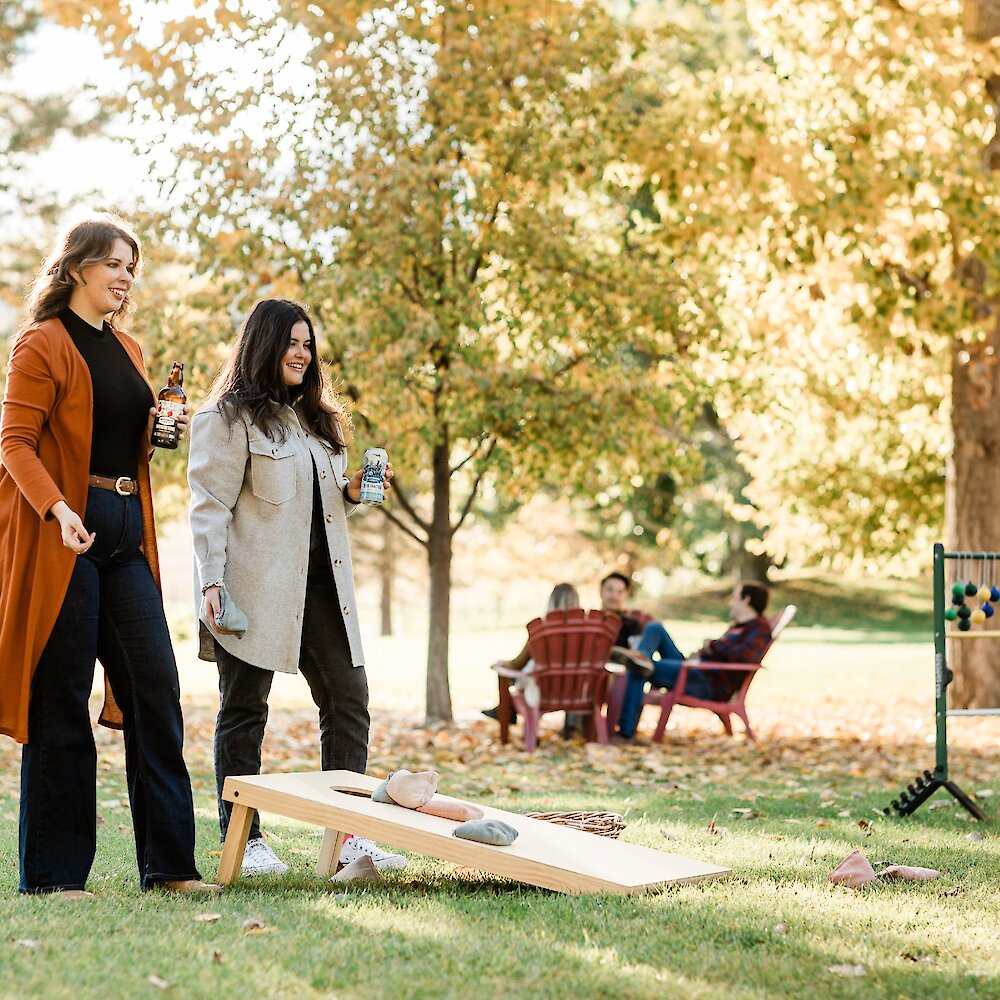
[151,361,186,449]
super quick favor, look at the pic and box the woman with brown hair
[0,213,218,897]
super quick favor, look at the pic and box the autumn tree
[625,0,1000,703]
[55,0,705,721]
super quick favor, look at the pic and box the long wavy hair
[20,214,142,334]
[210,298,349,452]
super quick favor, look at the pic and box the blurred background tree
[51,0,710,721]
[26,0,1000,708]
[621,0,1000,704]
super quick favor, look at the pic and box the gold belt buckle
[114,476,132,496]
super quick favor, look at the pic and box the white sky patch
[9,22,153,212]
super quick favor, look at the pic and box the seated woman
[481,583,580,723]
[615,581,772,740]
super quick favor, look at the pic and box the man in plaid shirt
[615,582,771,741]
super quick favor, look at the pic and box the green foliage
[54,0,723,717]
[619,0,999,568]
[56,1,704,517]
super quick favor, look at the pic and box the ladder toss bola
[885,544,996,820]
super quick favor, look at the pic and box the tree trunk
[379,515,394,637]
[727,527,771,582]
[425,435,453,722]
[948,332,1000,708]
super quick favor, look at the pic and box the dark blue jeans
[19,487,200,892]
[214,576,369,841]
[617,622,712,738]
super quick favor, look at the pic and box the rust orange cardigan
[0,317,161,744]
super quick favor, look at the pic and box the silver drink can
[359,448,388,504]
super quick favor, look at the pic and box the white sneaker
[241,837,289,875]
[338,836,409,872]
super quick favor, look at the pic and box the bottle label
[156,400,184,426]
[153,399,184,444]
[360,448,387,504]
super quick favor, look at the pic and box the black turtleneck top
[59,309,152,480]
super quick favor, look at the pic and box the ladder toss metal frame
[885,543,992,820]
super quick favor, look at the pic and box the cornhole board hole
[218,770,730,895]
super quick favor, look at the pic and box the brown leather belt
[88,474,139,496]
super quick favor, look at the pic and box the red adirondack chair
[491,608,621,752]
[626,609,656,627]
[606,605,796,743]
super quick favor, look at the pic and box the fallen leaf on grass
[705,814,726,836]
[942,885,964,896]
[731,808,761,820]
[208,850,223,857]
[241,918,275,935]
[815,819,831,828]
[772,923,788,935]
[973,789,993,798]
[148,975,170,990]
[967,831,985,842]
[13,939,39,948]
[858,819,874,833]
[828,964,866,977]
[116,825,130,834]
[212,950,223,964]
[193,913,221,923]
[928,800,955,810]
[901,952,936,964]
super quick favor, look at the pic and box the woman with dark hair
[188,297,404,876]
[0,213,217,897]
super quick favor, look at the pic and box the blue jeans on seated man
[617,622,712,738]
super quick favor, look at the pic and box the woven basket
[525,810,626,839]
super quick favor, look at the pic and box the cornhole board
[217,770,730,895]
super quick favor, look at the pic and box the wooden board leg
[217,803,254,885]
[316,828,348,877]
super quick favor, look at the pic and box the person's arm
[187,408,248,609]
[0,329,66,519]
[699,620,771,663]
[507,639,531,672]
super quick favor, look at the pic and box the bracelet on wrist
[200,579,224,595]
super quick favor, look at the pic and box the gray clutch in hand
[214,585,248,637]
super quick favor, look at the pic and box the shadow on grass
[195,861,999,1000]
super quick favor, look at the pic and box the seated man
[615,581,772,740]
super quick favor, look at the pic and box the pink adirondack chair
[492,608,621,752]
[606,605,796,743]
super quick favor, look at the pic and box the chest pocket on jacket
[248,435,296,505]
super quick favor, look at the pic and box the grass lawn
[1,577,999,999]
